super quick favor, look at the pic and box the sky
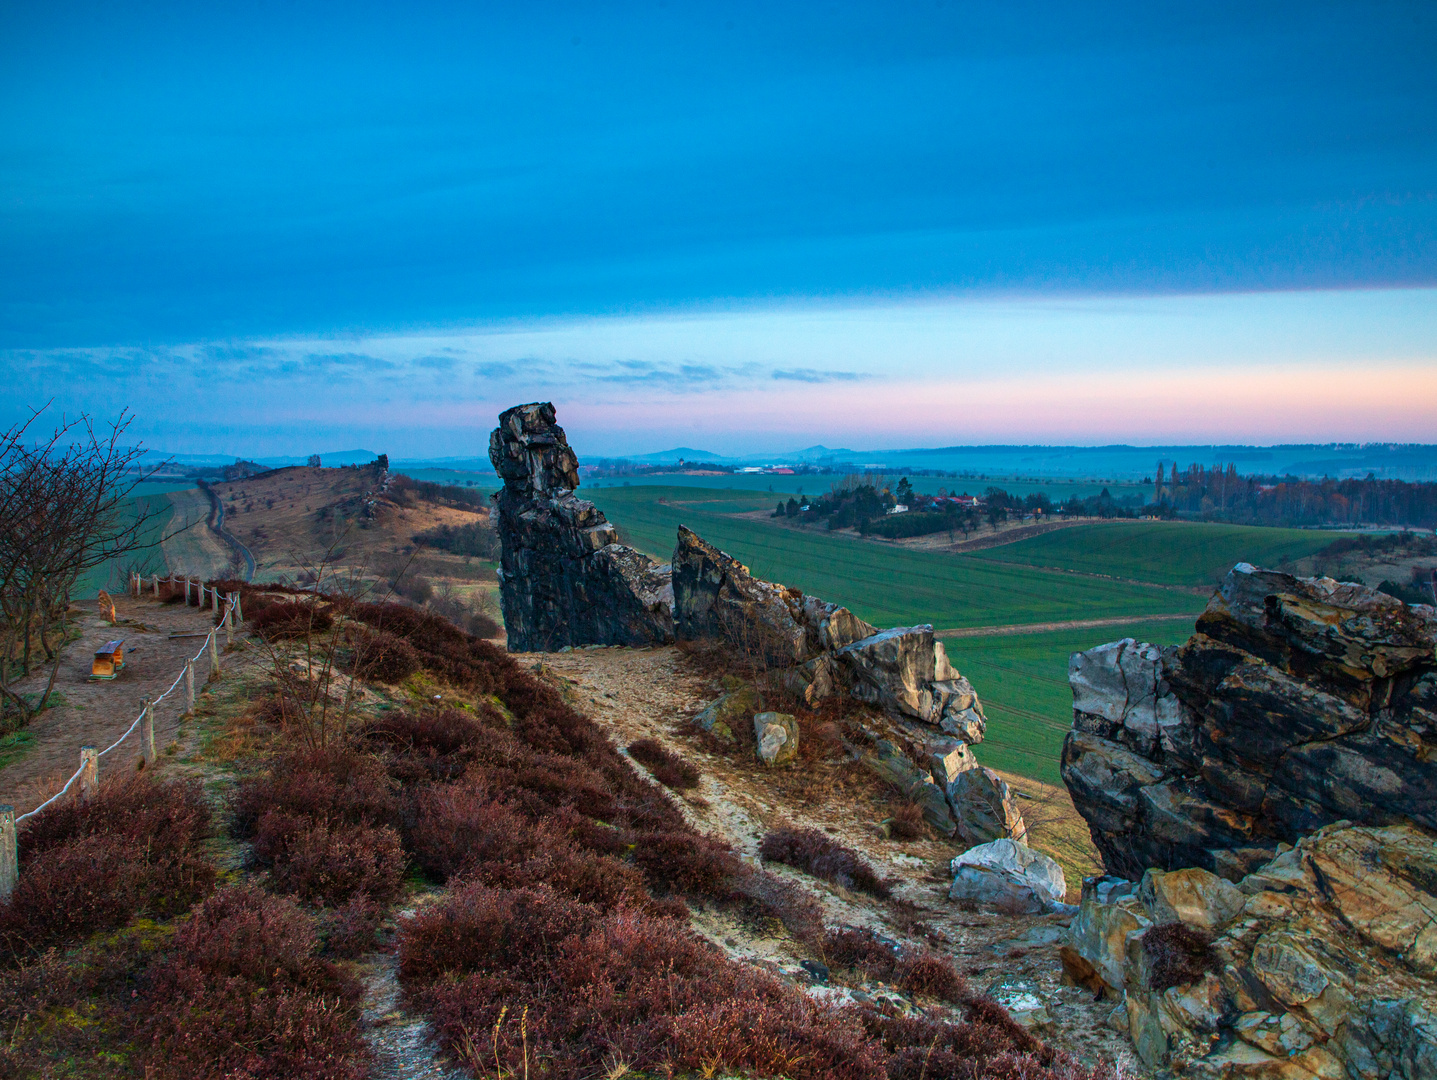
[2,1,1434,457]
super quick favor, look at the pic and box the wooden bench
[91,640,126,680]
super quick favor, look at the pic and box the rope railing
[0,574,245,900]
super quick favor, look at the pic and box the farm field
[73,491,178,599]
[945,618,1197,785]
[588,486,1204,631]
[585,472,1152,501]
[969,519,1346,588]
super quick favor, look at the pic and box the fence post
[79,747,98,801]
[209,630,221,679]
[224,599,233,648]
[141,698,156,765]
[210,585,217,614]
[184,577,192,605]
[151,573,159,598]
[0,806,15,903]
[185,659,195,713]
[235,590,243,623]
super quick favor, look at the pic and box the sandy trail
[1,595,229,814]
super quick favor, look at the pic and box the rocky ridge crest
[1062,563,1437,882]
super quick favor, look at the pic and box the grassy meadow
[968,519,1343,588]
[585,484,1347,787]
[586,486,1204,630]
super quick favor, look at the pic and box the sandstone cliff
[489,403,674,650]
[1062,563,1437,881]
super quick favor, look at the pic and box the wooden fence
[0,574,243,901]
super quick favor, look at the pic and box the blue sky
[2,2,1434,455]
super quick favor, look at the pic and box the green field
[969,519,1345,588]
[583,487,1348,787]
[945,619,1196,785]
[588,486,1203,632]
[585,472,1152,501]
[73,492,178,599]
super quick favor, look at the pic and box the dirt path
[935,612,1197,639]
[525,645,1142,1073]
[1,595,229,815]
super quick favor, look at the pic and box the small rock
[692,687,758,744]
[754,712,798,766]
[1139,867,1244,932]
[800,959,830,984]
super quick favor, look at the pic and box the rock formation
[488,403,674,651]
[673,524,1023,845]
[1060,822,1437,1078]
[1062,564,1437,881]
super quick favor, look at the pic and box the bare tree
[0,406,174,727]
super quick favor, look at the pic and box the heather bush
[142,885,368,1080]
[251,599,334,640]
[251,810,406,905]
[0,775,215,953]
[231,746,399,838]
[400,882,886,1080]
[319,893,388,958]
[349,629,421,683]
[822,927,969,1003]
[760,826,893,899]
[1142,922,1220,990]
[627,737,701,790]
[404,783,540,881]
[631,829,741,896]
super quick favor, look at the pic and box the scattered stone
[948,838,1069,915]
[692,687,758,743]
[489,402,675,651]
[1063,564,1437,880]
[753,712,799,766]
[800,959,830,984]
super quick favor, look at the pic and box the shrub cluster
[347,628,422,683]
[0,774,215,953]
[823,927,968,1002]
[251,598,334,640]
[142,885,369,1079]
[1142,922,1221,991]
[760,825,893,899]
[627,737,701,790]
[401,882,887,1080]
[887,801,928,840]
[232,746,405,907]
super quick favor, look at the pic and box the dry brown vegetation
[0,586,1121,1078]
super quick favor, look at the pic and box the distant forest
[779,465,1437,539]
[1156,463,1437,529]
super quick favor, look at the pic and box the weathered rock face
[948,838,1069,915]
[1062,564,1437,881]
[1060,823,1437,1079]
[673,524,1023,844]
[489,403,674,651]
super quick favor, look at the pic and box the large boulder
[489,403,675,651]
[1062,565,1437,881]
[1062,823,1437,1077]
[948,838,1068,915]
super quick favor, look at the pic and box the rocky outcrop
[1062,564,1437,881]
[489,403,675,651]
[673,525,1023,844]
[1060,823,1437,1078]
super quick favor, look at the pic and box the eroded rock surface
[949,838,1069,915]
[1060,822,1437,1079]
[673,525,1023,843]
[1063,564,1437,880]
[489,403,674,651]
